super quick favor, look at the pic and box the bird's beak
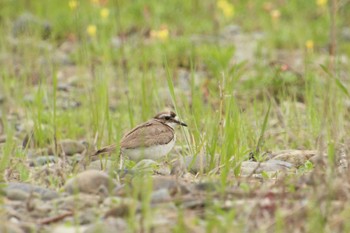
[175,119,187,127]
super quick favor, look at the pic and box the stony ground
[1,134,350,232]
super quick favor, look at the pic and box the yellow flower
[87,25,97,37]
[68,0,78,10]
[217,0,235,19]
[270,9,281,20]
[100,8,109,19]
[305,40,314,53]
[150,27,169,41]
[316,0,327,7]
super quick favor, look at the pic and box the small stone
[240,160,293,176]
[152,176,189,194]
[271,150,317,167]
[5,188,29,201]
[64,170,116,195]
[155,163,171,176]
[152,176,178,191]
[52,225,87,233]
[87,159,114,171]
[0,222,25,233]
[29,155,58,167]
[57,139,85,156]
[192,182,219,192]
[54,193,100,210]
[84,219,127,233]
[267,159,294,169]
[151,188,171,204]
[104,203,131,218]
[175,153,219,174]
[4,182,59,200]
[78,209,99,225]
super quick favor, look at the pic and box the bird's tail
[94,144,117,156]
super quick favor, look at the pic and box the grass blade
[255,102,271,156]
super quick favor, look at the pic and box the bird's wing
[120,121,174,149]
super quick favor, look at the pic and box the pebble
[5,188,29,201]
[172,153,219,174]
[151,188,172,204]
[64,170,116,195]
[52,225,87,233]
[87,159,114,171]
[240,160,293,176]
[54,193,100,210]
[152,176,189,194]
[270,150,317,167]
[4,182,59,201]
[57,139,85,156]
[84,219,127,233]
[0,223,25,233]
[29,155,58,167]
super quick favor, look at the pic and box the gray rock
[5,188,29,201]
[52,225,87,233]
[151,189,171,204]
[84,219,127,233]
[192,182,219,192]
[152,176,189,194]
[64,170,116,195]
[270,150,317,167]
[29,155,58,167]
[53,193,100,210]
[87,159,114,171]
[152,176,178,191]
[173,153,218,174]
[267,159,294,168]
[4,182,59,200]
[58,139,85,156]
[0,223,25,233]
[240,160,293,176]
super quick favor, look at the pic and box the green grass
[0,0,350,232]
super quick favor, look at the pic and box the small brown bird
[95,111,187,161]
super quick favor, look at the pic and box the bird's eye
[165,116,170,120]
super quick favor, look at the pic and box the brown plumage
[94,111,187,161]
[120,121,174,149]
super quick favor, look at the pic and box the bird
[95,111,187,161]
